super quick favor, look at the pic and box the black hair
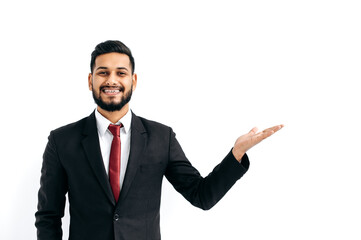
[90,40,135,74]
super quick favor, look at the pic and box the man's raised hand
[232,125,284,162]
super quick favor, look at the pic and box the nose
[106,72,119,86]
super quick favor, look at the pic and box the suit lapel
[117,112,147,204]
[81,111,116,205]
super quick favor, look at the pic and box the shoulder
[50,112,94,139]
[53,117,87,133]
[132,113,173,135]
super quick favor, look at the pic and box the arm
[35,131,68,240]
[165,129,250,210]
[165,124,283,210]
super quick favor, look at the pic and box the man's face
[88,52,137,112]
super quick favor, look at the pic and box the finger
[248,127,258,136]
[263,124,283,133]
[254,129,274,141]
[271,124,284,134]
[254,124,283,141]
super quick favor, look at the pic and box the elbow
[196,198,219,211]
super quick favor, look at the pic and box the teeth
[104,89,120,93]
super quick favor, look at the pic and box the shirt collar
[95,108,132,137]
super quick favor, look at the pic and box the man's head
[90,40,135,74]
[88,40,137,113]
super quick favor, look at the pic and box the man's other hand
[232,124,284,162]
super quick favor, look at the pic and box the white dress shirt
[95,108,132,192]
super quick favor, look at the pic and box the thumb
[248,127,258,135]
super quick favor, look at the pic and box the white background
[1,0,360,239]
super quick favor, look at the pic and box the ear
[132,73,137,91]
[88,73,93,91]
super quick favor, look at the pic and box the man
[35,40,283,240]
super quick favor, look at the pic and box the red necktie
[108,124,123,202]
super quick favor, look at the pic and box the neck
[97,104,129,124]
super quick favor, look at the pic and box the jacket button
[114,214,119,221]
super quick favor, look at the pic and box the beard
[92,84,133,112]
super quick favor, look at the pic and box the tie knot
[108,123,123,137]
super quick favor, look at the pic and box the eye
[98,71,108,76]
[117,72,126,76]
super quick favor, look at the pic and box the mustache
[100,85,125,91]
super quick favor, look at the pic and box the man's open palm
[232,124,284,161]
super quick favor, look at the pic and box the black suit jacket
[35,111,249,240]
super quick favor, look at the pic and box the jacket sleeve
[165,129,250,210]
[35,131,68,240]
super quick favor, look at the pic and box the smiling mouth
[103,89,120,93]
[100,86,123,95]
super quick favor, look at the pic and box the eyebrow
[95,66,129,71]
